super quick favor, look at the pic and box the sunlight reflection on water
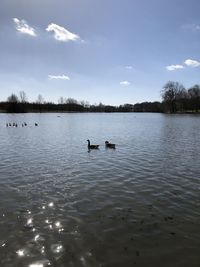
[16,249,25,257]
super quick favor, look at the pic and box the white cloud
[120,81,130,86]
[184,59,200,67]
[166,64,184,71]
[46,23,80,42]
[125,66,133,70]
[13,18,37,36]
[193,25,200,31]
[48,75,70,80]
[182,24,200,31]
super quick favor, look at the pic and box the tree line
[161,81,200,113]
[134,82,200,113]
[0,92,135,113]
[0,82,200,113]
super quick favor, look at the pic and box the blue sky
[0,0,200,105]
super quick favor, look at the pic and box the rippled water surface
[0,113,199,267]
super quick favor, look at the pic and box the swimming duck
[105,141,116,149]
[87,139,99,149]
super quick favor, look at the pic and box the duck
[105,141,116,149]
[87,139,99,149]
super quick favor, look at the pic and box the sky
[0,0,200,105]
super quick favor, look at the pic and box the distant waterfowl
[87,139,99,149]
[105,141,116,149]
[5,122,40,127]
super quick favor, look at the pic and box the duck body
[105,141,116,149]
[87,139,99,149]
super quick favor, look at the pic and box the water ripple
[0,113,200,266]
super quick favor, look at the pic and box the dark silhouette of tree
[36,94,45,104]
[18,91,28,112]
[7,94,19,103]
[133,102,163,112]
[19,91,27,103]
[176,88,188,112]
[65,98,78,104]
[58,96,65,104]
[36,94,45,112]
[188,85,200,112]
[118,104,134,112]
[7,93,19,112]
[104,105,117,112]
[80,100,90,109]
[162,81,185,113]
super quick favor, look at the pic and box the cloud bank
[46,23,80,42]
[13,18,37,36]
[48,75,70,80]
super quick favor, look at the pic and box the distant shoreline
[1,110,200,114]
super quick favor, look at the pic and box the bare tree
[176,88,188,111]
[65,98,78,104]
[58,96,65,104]
[162,81,185,113]
[19,91,27,103]
[188,84,200,112]
[7,93,19,103]
[7,93,19,112]
[80,100,90,108]
[36,94,45,104]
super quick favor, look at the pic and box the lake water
[0,113,199,267]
